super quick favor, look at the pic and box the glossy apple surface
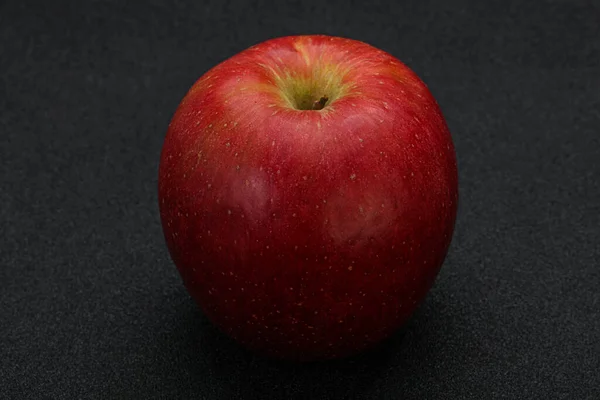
[158,35,458,361]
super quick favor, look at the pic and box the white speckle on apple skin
[350,173,356,180]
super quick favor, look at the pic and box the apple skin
[158,35,458,361]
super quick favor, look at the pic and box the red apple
[158,35,458,361]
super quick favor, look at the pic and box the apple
[158,35,458,361]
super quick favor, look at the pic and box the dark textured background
[1,0,599,398]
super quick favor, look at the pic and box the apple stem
[312,95,329,110]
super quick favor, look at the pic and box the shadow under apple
[158,286,471,399]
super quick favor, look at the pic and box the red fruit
[158,35,458,361]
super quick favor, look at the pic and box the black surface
[2,0,599,398]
